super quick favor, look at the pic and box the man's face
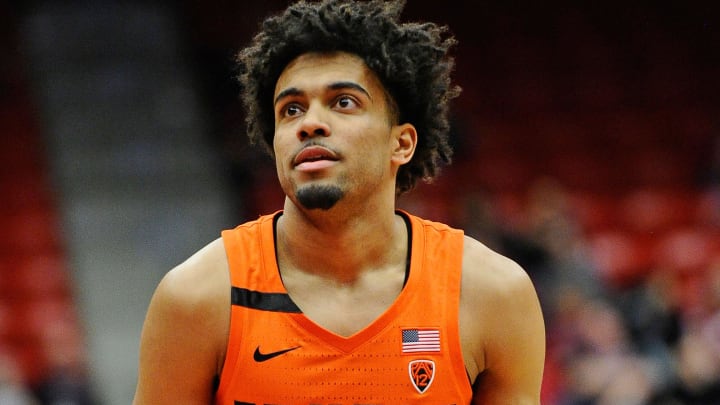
[272,52,403,211]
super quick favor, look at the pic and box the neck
[276,200,408,284]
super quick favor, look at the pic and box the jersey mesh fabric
[215,211,472,405]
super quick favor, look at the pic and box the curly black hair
[235,0,460,195]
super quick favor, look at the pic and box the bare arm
[461,237,546,405]
[132,239,230,405]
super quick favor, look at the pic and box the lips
[293,145,338,166]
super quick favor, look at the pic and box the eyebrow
[274,81,372,106]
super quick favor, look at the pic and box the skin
[132,52,545,405]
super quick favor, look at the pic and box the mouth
[293,145,339,168]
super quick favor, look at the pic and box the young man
[132,1,545,404]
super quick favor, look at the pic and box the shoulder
[460,235,542,332]
[461,235,535,300]
[134,238,231,403]
[145,237,230,353]
[157,237,229,311]
[459,236,545,383]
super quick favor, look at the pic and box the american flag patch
[402,328,441,353]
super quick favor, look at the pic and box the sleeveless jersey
[216,211,472,405]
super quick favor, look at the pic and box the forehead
[274,51,385,98]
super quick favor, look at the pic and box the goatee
[296,184,344,210]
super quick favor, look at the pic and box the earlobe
[391,124,417,165]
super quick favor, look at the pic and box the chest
[219,276,473,405]
[281,267,406,337]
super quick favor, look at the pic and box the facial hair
[295,184,344,210]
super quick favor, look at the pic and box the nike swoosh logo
[253,345,300,362]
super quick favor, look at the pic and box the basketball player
[132,1,545,404]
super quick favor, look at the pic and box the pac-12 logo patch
[408,359,435,394]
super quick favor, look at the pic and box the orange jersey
[216,211,472,405]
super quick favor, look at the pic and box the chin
[295,184,344,210]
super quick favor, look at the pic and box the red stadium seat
[618,188,697,234]
[587,229,656,288]
[654,227,720,274]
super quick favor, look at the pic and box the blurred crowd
[0,308,97,404]
[449,177,720,405]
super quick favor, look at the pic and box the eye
[334,95,359,110]
[281,103,304,118]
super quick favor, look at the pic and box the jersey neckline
[260,210,423,353]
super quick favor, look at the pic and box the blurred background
[1,1,719,404]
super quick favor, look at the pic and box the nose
[297,103,331,140]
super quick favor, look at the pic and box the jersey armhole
[214,230,246,401]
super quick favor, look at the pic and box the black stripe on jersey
[231,286,302,313]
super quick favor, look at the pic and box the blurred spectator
[651,330,720,404]
[652,264,720,404]
[456,190,549,276]
[32,317,97,405]
[560,299,665,405]
[523,178,606,315]
[0,349,39,405]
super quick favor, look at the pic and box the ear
[390,123,417,166]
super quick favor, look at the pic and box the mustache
[292,140,339,159]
